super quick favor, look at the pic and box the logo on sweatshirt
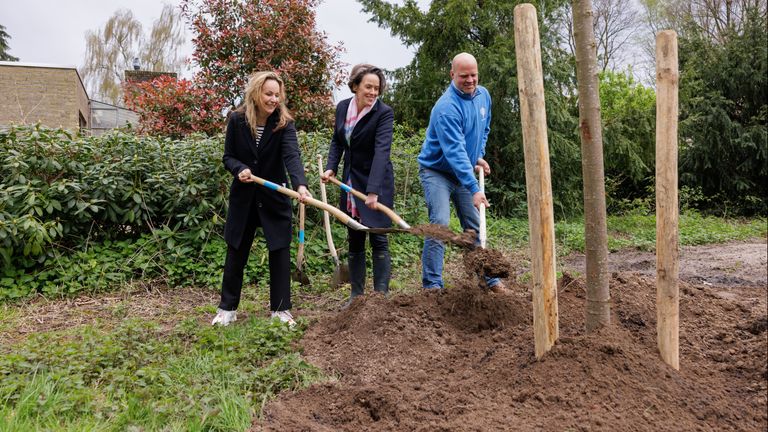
[480,107,487,119]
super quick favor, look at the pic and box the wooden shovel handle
[327,176,411,229]
[249,174,367,231]
[477,167,487,249]
[317,155,340,261]
[297,203,305,263]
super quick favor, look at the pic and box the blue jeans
[419,166,500,289]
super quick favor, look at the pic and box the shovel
[291,202,310,285]
[316,155,350,287]
[326,176,411,230]
[477,167,487,249]
[249,174,368,231]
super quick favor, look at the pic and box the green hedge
[0,124,426,300]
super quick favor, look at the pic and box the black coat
[222,110,307,251]
[325,98,395,228]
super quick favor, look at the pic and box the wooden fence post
[514,3,559,359]
[656,30,680,370]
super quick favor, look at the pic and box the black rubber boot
[348,251,366,299]
[372,250,391,295]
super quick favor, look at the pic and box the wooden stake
[656,30,680,370]
[514,3,559,359]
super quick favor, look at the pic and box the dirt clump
[406,224,477,249]
[462,247,511,281]
[256,253,767,431]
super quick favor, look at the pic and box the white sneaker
[271,310,296,327]
[211,308,237,326]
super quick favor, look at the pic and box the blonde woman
[212,72,310,327]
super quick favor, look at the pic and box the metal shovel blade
[292,259,310,286]
[330,257,350,288]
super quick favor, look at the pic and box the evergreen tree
[358,0,582,216]
[0,24,19,61]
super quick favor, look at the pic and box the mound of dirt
[255,249,767,431]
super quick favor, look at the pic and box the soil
[2,240,765,431]
[406,224,478,249]
[255,240,768,431]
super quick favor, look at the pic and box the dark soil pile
[255,248,767,431]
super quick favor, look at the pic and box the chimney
[132,57,140,71]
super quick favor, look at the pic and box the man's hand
[475,158,491,176]
[238,168,254,183]
[320,170,335,183]
[365,193,379,209]
[297,185,311,203]
[472,191,489,210]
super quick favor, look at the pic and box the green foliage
[0,317,322,430]
[677,7,767,215]
[0,23,19,62]
[599,70,656,210]
[0,125,229,263]
[0,124,428,301]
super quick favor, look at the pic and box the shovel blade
[330,261,350,288]
[292,266,310,286]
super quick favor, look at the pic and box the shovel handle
[317,155,340,261]
[297,203,305,263]
[327,176,411,229]
[477,167,487,249]
[249,174,367,231]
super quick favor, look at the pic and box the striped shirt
[254,125,264,145]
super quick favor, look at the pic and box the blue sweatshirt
[418,82,491,195]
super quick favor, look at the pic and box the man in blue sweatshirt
[418,52,506,292]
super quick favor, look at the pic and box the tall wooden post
[656,30,680,370]
[514,3,559,359]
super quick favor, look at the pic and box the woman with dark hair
[212,71,310,327]
[321,64,395,301]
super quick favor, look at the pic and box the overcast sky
[0,0,427,101]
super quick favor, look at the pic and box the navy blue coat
[325,98,395,228]
[222,110,307,251]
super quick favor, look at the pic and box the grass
[0,317,323,431]
[554,211,765,255]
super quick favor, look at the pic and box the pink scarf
[343,98,375,218]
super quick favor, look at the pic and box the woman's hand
[238,168,254,183]
[320,170,335,183]
[365,193,379,209]
[297,185,312,203]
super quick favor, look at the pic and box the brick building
[0,61,91,131]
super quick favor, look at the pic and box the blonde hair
[236,71,293,136]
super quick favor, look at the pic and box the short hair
[347,64,387,94]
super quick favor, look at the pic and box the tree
[180,0,345,130]
[81,5,186,105]
[123,76,227,138]
[639,0,767,214]
[599,70,656,207]
[677,5,767,215]
[572,0,610,331]
[562,0,639,71]
[0,24,19,61]
[359,0,584,216]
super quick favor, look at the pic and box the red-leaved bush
[123,76,227,138]
[180,0,346,130]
